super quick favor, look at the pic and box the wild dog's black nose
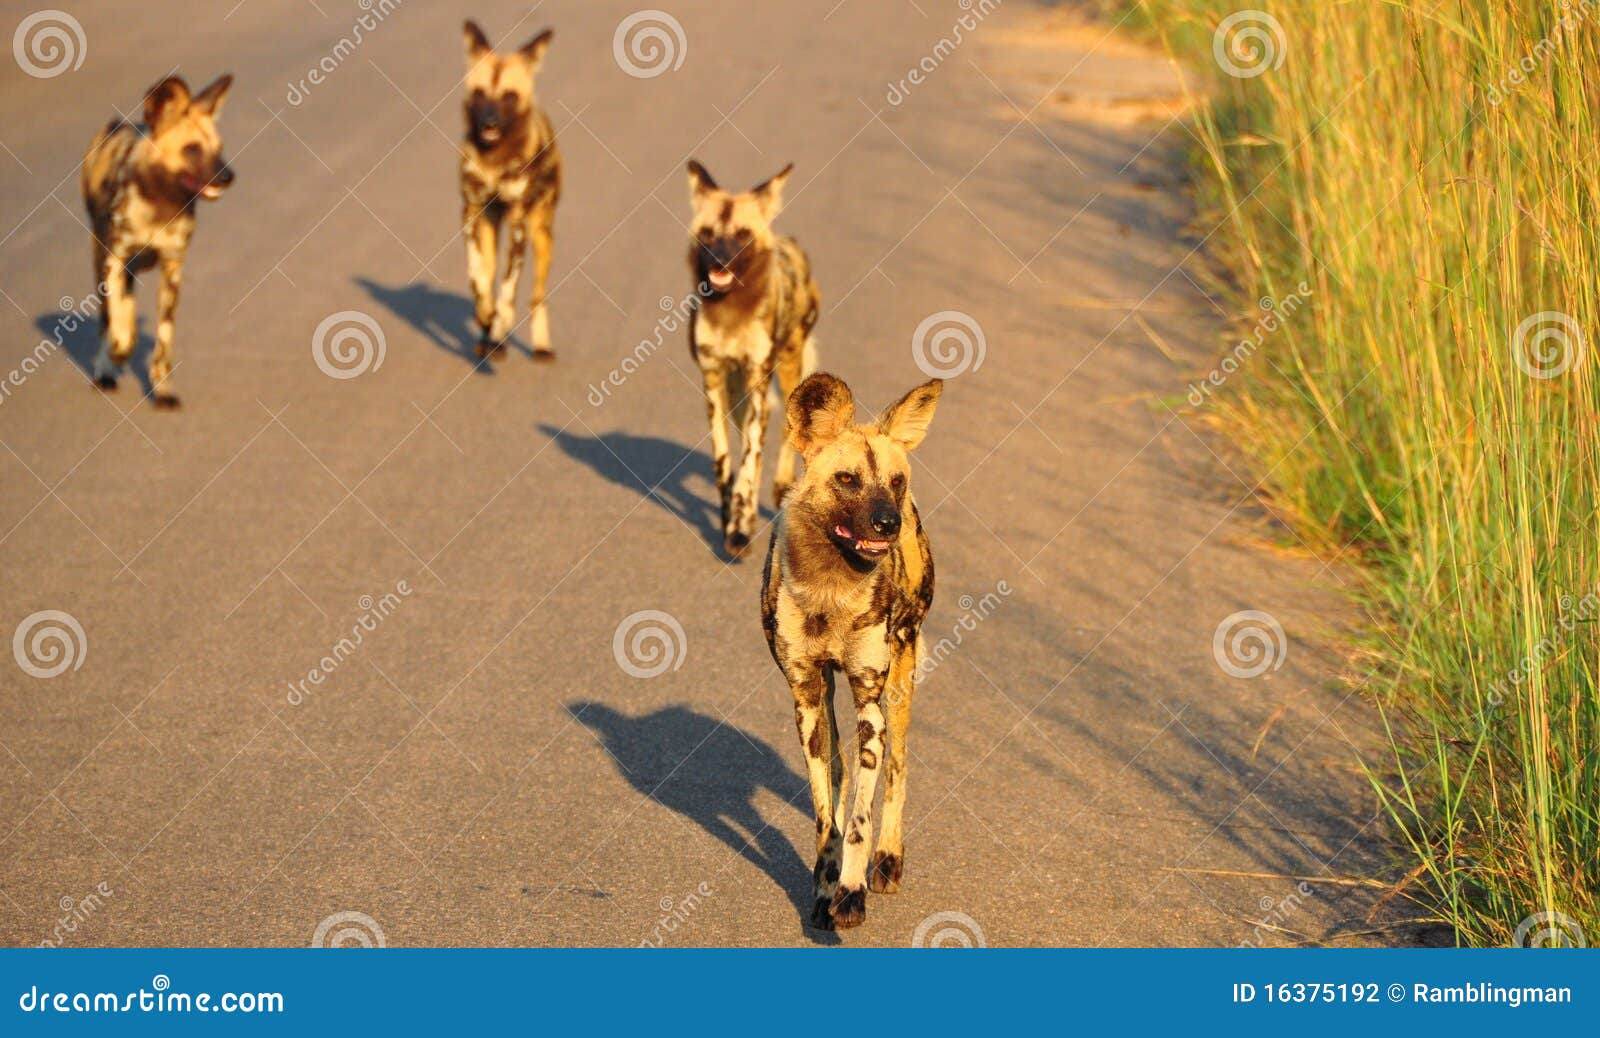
[870,503,900,537]
[215,163,234,186]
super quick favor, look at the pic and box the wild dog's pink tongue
[834,524,853,539]
[708,268,734,289]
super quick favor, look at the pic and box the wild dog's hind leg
[465,201,500,356]
[872,640,918,893]
[92,249,135,388]
[725,362,773,557]
[832,666,886,928]
[488,204,528,356]
[770,338,809,507]
[147,255,183,408]
[527,201,555,361]
[791,665,847,929]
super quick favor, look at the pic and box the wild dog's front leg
[699,363,734,534]
[527,203,555,361]
[872,642,918,893]
[790,664,847,929]
[464,201,499,355]
[488,206,528,355]
[726,366,773,557]
[92,251,135,388]
[146,255,183,408]
[832,666,887,928]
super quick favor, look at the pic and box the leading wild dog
[761,373,942,929]
[461,20,561,362]
[687,160,821,559]
[82,74,234,407]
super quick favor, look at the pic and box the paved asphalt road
[0,0,1395,947]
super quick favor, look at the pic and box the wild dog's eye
[835,472,855,486]
[183,143,202,161]
[501,91,518,107]
[734,228,752,242]
[890,474,905,490]
[696,227,713,241]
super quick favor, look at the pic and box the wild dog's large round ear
[519,27,553,68]
[143,76,191,134]
[787,372,856,458]
[752,162,794,221]
[192,74,232,119]
[878,379,943,450]
[464,20,491,59]
[686,159,717,199]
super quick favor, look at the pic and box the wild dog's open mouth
[181,174,224,200]
[706,267,736,291]
[833,523,891,556]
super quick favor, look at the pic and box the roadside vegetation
[1131,0,1599,945]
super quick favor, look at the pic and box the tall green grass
[1133,0,1599,944]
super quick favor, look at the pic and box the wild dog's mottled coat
[81,74,234,407]
[686,160,821,558]
[762,373,941,929]
[460,20,561,360]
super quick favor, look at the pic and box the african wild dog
[687,160,821,559]
[81,74,234,407]
[461,20,561,361]
[761,372,942,929]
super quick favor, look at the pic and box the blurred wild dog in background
[82,74,234,408]
[461,19,561,362]
[686,159,820,559]
[761,372,942,929]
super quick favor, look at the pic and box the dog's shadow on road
[567,701,838,944]
[540,424,765,559]
[356,276,527,372]
[34,309,156,397]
